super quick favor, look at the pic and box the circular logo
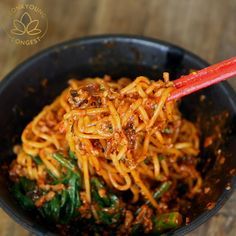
[4,4,48,46]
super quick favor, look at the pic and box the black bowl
[0,35,235,235]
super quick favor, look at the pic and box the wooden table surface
[0,0,235,235]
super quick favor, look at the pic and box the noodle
[9,75,202,234]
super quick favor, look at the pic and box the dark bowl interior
[0,35,235,235]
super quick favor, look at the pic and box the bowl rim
[0,34,235,236]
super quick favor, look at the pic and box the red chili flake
[58,122,66,133]
[229,169,236,175]
[204,136,213,147]
[206,202,216,210]
[41,78,48,87]
[186,217,190,224]
[219,156,225,165]
[104,75,111,82]
[204,187,211,194]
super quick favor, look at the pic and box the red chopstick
[168,57,236,101]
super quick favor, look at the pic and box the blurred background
[0,0,235,235]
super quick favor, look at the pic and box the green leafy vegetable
[68,150,77,160]
[40,194,61,222]
[91,177,123,225]
[131,223,143,235]
[158,155,165,161]
[52,153,75,171]
[12,177,36,210]
[132,211,182,234]
[13,152,83,224]
[135,181,172,217]
[153,181,172,200]
[152,212,183,232]
[40,168,82,224]
[162,128,173,134]
[32,155,43,165]
[47,152,82,223]
[91,177,110,206]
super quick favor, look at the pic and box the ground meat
[91,139,103,152]
[35,191,55,207]
[124,123,136,149]
[79,192,92,219]
[133,205,153,233]
[118,210,134,235]
[124,210,134,228]
[68,89,89,108]
[204,136,213,147]
[39,183,65,191]
[68,84,103,109]
[84,83,100,94]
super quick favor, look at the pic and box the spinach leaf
[68,150,76,160]
[32,155,43,165]
[40,195,61,222]
[91,177,123,226]
[40,169,82,224]
[12,177,36,210]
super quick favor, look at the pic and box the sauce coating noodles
[10,75,202,234]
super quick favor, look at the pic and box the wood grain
[0,0,235,235]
